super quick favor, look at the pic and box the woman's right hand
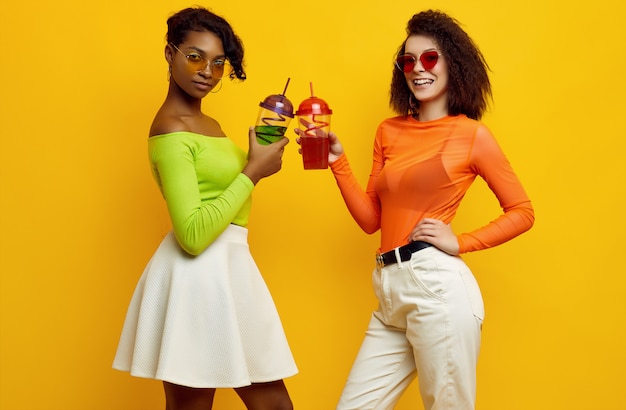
[294,128,345,165]
[242,127,289,185]
[327,131,344,164]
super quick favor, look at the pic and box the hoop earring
[210,79,223,94]
[408,94,419,115]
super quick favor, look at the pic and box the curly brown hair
[166,6,246,81]
[389,10,491,120]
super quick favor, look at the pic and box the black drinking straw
[282,78,290,95]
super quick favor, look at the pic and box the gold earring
[408,95,419,113]
[210,79,223,94]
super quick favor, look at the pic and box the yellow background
[1,0,625,409]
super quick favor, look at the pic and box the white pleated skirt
[112,224,297,388]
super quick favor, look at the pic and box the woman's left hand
[409,218,460,255]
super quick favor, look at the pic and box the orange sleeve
[329,149,382,235]
[457,124,535,253]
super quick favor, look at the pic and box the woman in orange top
[298,10,534,410]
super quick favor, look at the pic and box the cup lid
[296,96,333,115]
[259,94,295,118]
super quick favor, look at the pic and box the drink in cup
[255,79,294,145]
[296,83,332,169]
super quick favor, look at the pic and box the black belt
[376,241,433,267]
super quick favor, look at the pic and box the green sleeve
[151,136,254,255]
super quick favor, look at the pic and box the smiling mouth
[413,79,434,86]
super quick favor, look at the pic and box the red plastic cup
[296,92,332,170]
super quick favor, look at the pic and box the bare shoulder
[149,114,189,137]
[198,114,226,137]
[149,112,225,138]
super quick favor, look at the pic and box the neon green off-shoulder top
[148,132,254,255]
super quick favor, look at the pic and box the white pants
[337,246,484,410]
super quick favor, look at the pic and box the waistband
[376,241,433,267]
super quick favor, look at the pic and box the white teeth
[414,79,433,86]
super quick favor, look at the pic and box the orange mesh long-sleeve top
[330,114,534,254]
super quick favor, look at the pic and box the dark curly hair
[166,6,246,81]
[390,10,491,120]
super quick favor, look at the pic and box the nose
[413,59,426,72]
[198,64,212,77]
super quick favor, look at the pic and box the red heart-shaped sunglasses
[395,50,442,73]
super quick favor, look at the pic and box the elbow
[351,209,381,235]
[174,232,208,256]
[524,202,535,228]
[173,217,220,256]
[359,221,381,235]
[525,213,535,233]
[363,226,379,235]
[518,203,535,233]
[177,239,205,256]
[182,244,204,256]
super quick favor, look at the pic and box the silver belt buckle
[376,252,384,269]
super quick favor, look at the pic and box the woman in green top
[113,7,297,409]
